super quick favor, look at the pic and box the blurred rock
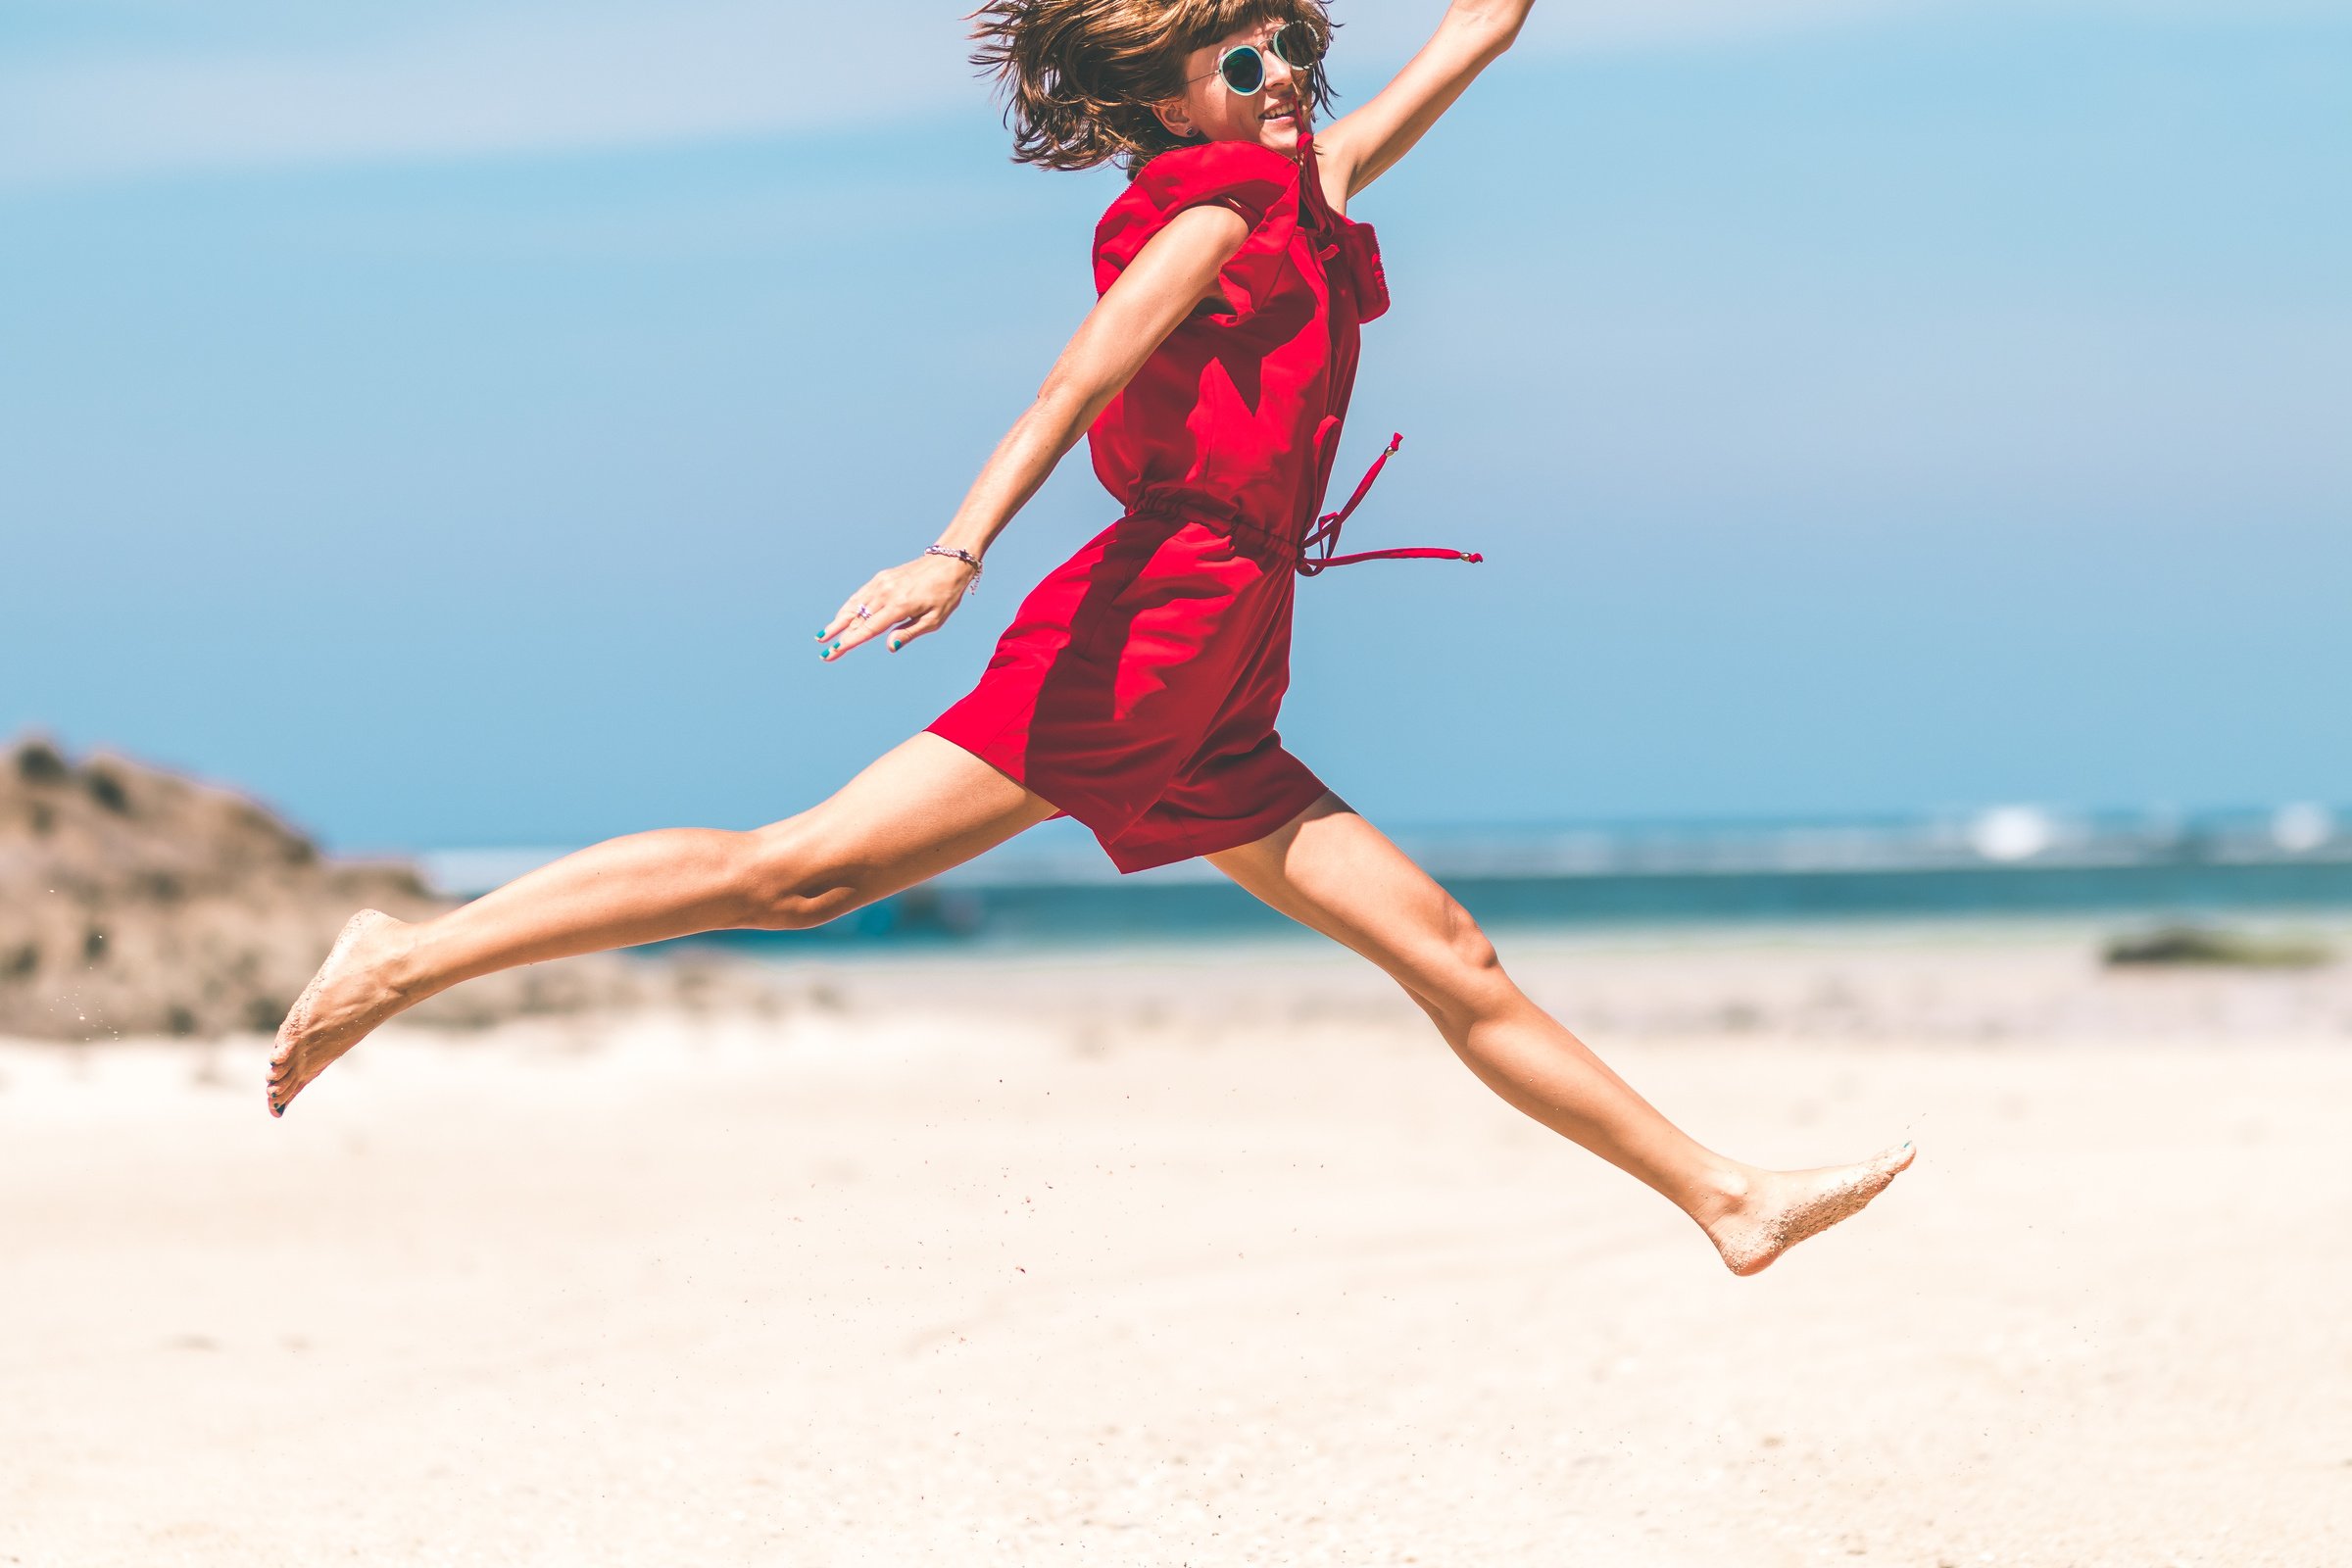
[2102,924,2334,970]
[0,734,786,1041]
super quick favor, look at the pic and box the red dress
[926,131,1476,874]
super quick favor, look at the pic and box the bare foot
[266,909,413,1117]
[1699,1142,1916,1276]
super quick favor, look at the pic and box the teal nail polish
[888,638,901,652]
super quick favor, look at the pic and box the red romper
[926,131,1476,874]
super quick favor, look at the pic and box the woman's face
[1153,18,1311,156]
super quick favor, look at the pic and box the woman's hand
[815,551,980,661]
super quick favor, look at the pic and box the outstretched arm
[1315,0,1532,202]
[816,203,1251,661]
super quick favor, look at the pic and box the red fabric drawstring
[1296,432,1483,576]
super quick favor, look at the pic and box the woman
[269,0,1912,1276]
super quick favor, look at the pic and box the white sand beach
[4,922,2348,1566]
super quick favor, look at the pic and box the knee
[733,816,883,931]
[1416,899,1512,1031]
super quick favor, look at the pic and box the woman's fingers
[821,594,947,661]
[820,600,897,660]
[885,607,945,652]
[816,582,885,646]
[818,579,909,659]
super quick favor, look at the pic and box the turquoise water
[594,805,2352,953]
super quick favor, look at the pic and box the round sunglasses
[1193,20,1324,97]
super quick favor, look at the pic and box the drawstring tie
[1297,431,1484,577]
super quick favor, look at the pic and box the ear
[1151,94,1195,140]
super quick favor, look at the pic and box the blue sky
[3,1,2345,854]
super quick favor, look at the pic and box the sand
[3,922,2348,1566]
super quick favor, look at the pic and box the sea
[417,803,2352,953]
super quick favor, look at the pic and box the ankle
[1683,1161,1756,1229]
[361,914,428,999]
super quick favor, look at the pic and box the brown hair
[966,0,1339,179]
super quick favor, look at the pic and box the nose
[1262,50,1303,106]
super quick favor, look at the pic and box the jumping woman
[268,0,1913,1276]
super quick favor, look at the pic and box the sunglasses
[1193,20,1324,97]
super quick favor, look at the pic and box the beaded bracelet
[924,544,983,592]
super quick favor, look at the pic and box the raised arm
[816,204,1250,661]
[1315,0,1532,202]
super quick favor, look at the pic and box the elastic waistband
[1119,487,1299,552]
[1122,485,1289,531]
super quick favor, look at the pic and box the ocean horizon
[415,801,2352,950]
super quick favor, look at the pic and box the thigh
[1206,792,1505,1014]
[768,731,1061,901]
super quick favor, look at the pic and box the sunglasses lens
[1220,46,1265,95]
[1271,21,1322,71]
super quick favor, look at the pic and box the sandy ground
[3,923,2349,1566]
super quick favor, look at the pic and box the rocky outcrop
[0,735,782,1041]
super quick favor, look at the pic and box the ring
[855,603,873,620]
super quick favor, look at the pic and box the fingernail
[888,639,901,652]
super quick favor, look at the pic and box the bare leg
[1209,795,1914,1275]
[267,734,1057,1115]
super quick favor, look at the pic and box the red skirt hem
[923,717,1329,876]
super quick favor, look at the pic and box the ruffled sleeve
[1092,140,1300,325]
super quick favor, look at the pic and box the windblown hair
[967,0,1339,179]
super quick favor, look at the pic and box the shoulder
[1090,141,1304,306]
[1132,140,1299,208]
[1104,140,1301,233]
